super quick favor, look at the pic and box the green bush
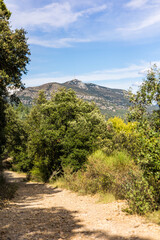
[124,174,158,215]
[4,106,30,172]
[63,150,137,196]
[106,115,160,212]
[30,156,52,182]
[105,117,142,158]
[62,150,159,215]
[146,210,160,225]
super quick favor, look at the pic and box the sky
[4,0,160,91]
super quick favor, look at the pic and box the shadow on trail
[14,182,62,206]
[4,171,27,183]
[4,171,62,205]
[0,205,152,240]
[0,171,154,240]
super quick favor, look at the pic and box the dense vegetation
[1,1,160,217]
[0,0,30,204]
[0,0,30,171]
[5,89,107,181]
[4,68,160,215]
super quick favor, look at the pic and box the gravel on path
[0,170,160,240]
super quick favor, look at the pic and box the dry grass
[146,210,160,225]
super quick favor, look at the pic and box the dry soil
[0,170,160,240]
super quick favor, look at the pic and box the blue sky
[5,0,160,90]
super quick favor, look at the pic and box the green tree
[127,65,160,207]
[5,106,30,172]
[25,88,107,181]
[128,65,160,130]
[127,65,160,177]
[14,103,30,120]
[0,0,30,169]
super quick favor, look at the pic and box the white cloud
[5,0,109,47]
[28,36,92,48]
[118,0,160,39]
[136,13,160,30]
[5,0,160,46]
[24,62,160,89]
[118,11,160,34]
[125,0,160,9]
[11,2,77,29]
[77,65,144,82]
[125,0,148,9]
[8,1,107,30]
[5,2,19,11]
[132,81,143,87]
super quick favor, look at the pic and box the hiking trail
[0,170,160,240]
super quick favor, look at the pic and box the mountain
[16,79,130,118]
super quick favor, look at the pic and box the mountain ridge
[16,79,130,117]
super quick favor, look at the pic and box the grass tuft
[146,210,160,225]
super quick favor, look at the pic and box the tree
[127,65,160,197]
[128,65,160,130]
[0,0,30,94]
[4,106,30,172]
[0,0,30,169]
[24,88,107,181]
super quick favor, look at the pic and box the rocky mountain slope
[16,79,130,117]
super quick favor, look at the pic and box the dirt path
[0,171,160,240]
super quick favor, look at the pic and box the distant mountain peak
[70,78,81,83]
[65,79,81,85]
[65,79,88,90]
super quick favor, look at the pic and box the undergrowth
[146,210,160,225]
[62,150,138,196]
[52,150,159,215]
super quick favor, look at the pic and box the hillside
[16,79,130,118]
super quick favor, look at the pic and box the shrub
[107,116,137,135]
[62,150,159,215]
[124,174,158,215]
[30,156,52,182]
[63,150,138,197]
[106,117,141,157]
[146,210,160,225]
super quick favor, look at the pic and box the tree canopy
[25,88,107,181]
[0,0,30,168]
[0,0,11,20]
[128,65,160,130]
[0,0,30,97]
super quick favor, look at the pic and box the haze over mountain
[16,79,130,118]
